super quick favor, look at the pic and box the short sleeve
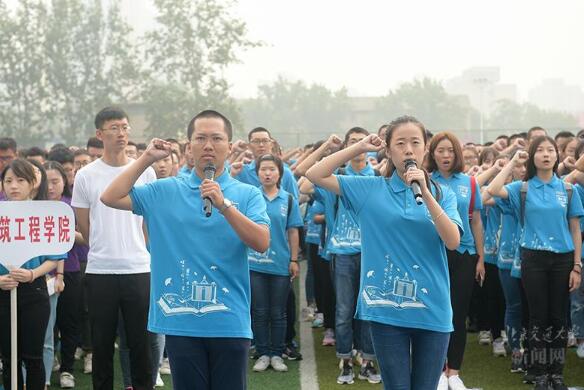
[473,181,483,211]
[494,197,513,214]
[287,198,304,229]
[282,168,300,198]
[337,175,372,215]
[568,185,584,219]
[312,201,325,215]
[129,181,161,217]
[504,181,522,216]
[441,185,464,235]
[71,173,89,208]
[245,186,271,227]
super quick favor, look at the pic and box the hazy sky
[116,0,584,100]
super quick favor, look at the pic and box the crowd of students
[0,106,583,390]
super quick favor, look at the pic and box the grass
[314,326,584,390]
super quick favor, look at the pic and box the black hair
[86,137,104,149]
[74,148,90,158]
[43,161,72,198]
[479,146,499,166]
[26,146,48,159]
[343,127,369,147]
[48,147,74,165]
[496,135,509,141]
[94,106,129,130]
[127,141,137,148]
[527,126,547,140]
[484,141,494,147]
[1,159,45,200]
[575,141,584,160]
[255,154,284,188]
[0,137,17,152]
[508,133,526,145]
[50,143,67,151]
[137,143,147,151]
[187,110,233,141]
[525,136,558,181]
[247,126,272,141]
[555,131,575,141]
[165,138,179,144]
[27,158,49,200]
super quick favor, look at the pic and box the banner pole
[11,287,17,390]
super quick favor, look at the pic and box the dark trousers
[312,256,335,329]
[57,271,82,373]
[446,250,478,370]
[166,335,250,390]
[0,278,50,390]
[521,249,573,376]
[484,262,505,339]
[85,273,152,390]
[79,261,91,351]
[286,288,296,344]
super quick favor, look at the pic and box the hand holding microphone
[404,159,425,205]
[201,163,217,217]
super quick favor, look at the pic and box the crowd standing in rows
[0,106,583,390]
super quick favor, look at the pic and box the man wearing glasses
[233,127,299,197]
[72,107,156,390]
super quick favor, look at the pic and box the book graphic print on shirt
[158,259,229,316]
[362,255,427,310]
[330,214,361,248]
[248,248,277,264]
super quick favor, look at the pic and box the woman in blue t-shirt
[306,116,462,390]
[488,136,583,389]
[0,159,64,390]
[427,132,485,390]
[249,154,303,373]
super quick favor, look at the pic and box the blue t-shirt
[249,188,303,276]
[304,200,324,245]
[482,205,501,265]
[505,176,584,253]
[177,165,192,178]
[432,172,482,255]
[338,172,463,333]
[0,254,65,275]
[129,168,270,339]
[235,160,299,199]
[577,184,584,260]
[495,197,521,271]
[314,164,377,256]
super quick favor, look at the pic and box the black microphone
[203,163,216,217]
[404,159,423,205]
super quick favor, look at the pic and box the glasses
[250,139,272,145]
[192,135,228,145]
[101,125,131,134]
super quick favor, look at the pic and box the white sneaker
[448,375,469,390]
[160,357,171,375]
[60,372,75,388]
[270,356,288,372]
[253,355,270,372]
[568,331,577,347]
[437,372,448,390]
[74,347,84,360]
[493,337,507,357]
[478,330,492,345]
[577,343,584,359]
[83,353,93,374]
[155,372,164,387]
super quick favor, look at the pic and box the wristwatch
[219,198,233,214]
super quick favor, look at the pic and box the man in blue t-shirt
[101,110,271,390]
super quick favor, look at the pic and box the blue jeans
[332,253,375,360]
[499,268,522,351]
[42,293,59,385]
[572,280,584,339]
[250,271,290,356]
[370,321,450,390]
[166,335,250,390]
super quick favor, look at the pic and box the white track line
[299,259,319,390]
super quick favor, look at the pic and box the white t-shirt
[71,158,156,274]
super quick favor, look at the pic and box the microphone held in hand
[203,163,216,217]
[404,159,423,205]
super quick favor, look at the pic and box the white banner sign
[0,201,75,269]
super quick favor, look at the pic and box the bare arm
[74,207,90,243]
[221,206,270,252]
[569,217,582,292]
[487,151,528,198]
[295,135,342,178]
[471,211,486,281]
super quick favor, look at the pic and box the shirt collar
[531,175,559,189]
[186,167,232,190]
[390,170,408,193]
[432,170,460,180]
[345,162,374,176]
[263,187,287,202]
